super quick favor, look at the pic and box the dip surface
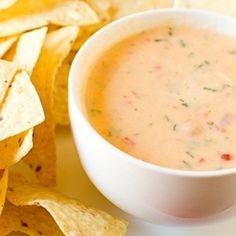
[86,25,236,171]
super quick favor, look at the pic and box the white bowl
[69,9,236,225]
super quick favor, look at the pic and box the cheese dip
[86,25,236,171]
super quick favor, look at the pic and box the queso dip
[86,25,236,171]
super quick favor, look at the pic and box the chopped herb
[203,87,217,92]
[182,160,192,168]
[196,60,210,69]
[168,27,173,36]
[164,115,170,121]
[206,121,214,125]
[179,99,189,107]
[107,131,113,137]
[173,124,177,130]
[179,39,186,48]
[186,151,195,159]
[154,38,167,42]
[228,49,236,55]
[222,84,231,89]
[90,109,101,114]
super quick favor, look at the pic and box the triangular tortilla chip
[0,59,18,105]
[0,130,33,169]
[13,27,48,75]
[0,0,16,10]
[0,202,64,235]
[7,180,128,236]
[23,26,78,186]
[174,0,236,16]
[0,71,45,141]
[0,36,17,59]
[0,0,98,37]
[0,169,8,215]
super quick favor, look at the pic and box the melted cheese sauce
[86,25,236,171]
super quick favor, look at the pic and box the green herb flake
[203,87,217,92]
[182,160,192,168]
[154,38,167,42]
[206,121,214,126]
[164,115,170,122]
[107,131,113,137]
[228,49,236,55]
[173,124,177,131]
[90,109,102,114]
[168,27,173,37]
[179,39,186,48]
[185,151,195,159]
[196,60,210,69]
[179,99,189,107]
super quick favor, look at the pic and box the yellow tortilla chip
[23,26,78,186]
[54,51,76,125]
[0,71,45,141]
[0,0,16,10]
[0,36,17,59]
[13,27,48,75]
[85,0,112,22]
[0,0,99,37]
[173,0,236,16]
[0,59,18,105]
[0,130,33,169]
[7,180,128,236]
[109,0,173,19]
[0,170,8,215]
[0,202,64,235]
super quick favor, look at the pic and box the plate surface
[56,126,236,236]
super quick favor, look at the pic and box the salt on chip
[13,27,48,75]
[0,0,99,37]
[54,51,76,125]
[0,170,8,215]
[0,202,64,235]
[23,26,78,186]
[0,59,18,105]
[7,180,128,236]
[0,36,17,59]
[0,71,45,141]
[173,0,236,16]
[0,0,16,10]
[0,130,33,169]
[109,0,173,19]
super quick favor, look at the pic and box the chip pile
[2,0,223,235]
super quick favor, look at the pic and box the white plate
[56,126,236,236]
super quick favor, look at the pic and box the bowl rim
[69,8,236,178]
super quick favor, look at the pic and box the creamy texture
[86,25,236,171]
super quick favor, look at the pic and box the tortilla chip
[0,0,16,10]
[173,0,236,16]
[0,130,33,169]
[0,71,45,141]
[109,0,173,19]
[0,0,99,37]
[0,202,64,235]
[0,170,8,215]
[85,0,112,22]
[7,180,128,236]
[0,36,17,59]
[54,51,76,125]
[0,59,18,105]
[23,26,78,186]
[13,27,48,75]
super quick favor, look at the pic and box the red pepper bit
[122,137,135,147]
[221,153,233,161]
[198,157,206,163]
